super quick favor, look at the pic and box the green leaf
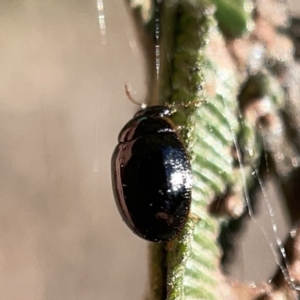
[150,1,241,299]
[211,0,254,37]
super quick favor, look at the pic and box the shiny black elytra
[111,106,192,242]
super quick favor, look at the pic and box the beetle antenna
[124,84,147,109]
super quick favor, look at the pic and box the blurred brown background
[0,1,299,300]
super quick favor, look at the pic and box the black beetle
[111,106,192,242]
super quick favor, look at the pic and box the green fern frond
[151,1,241,299]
